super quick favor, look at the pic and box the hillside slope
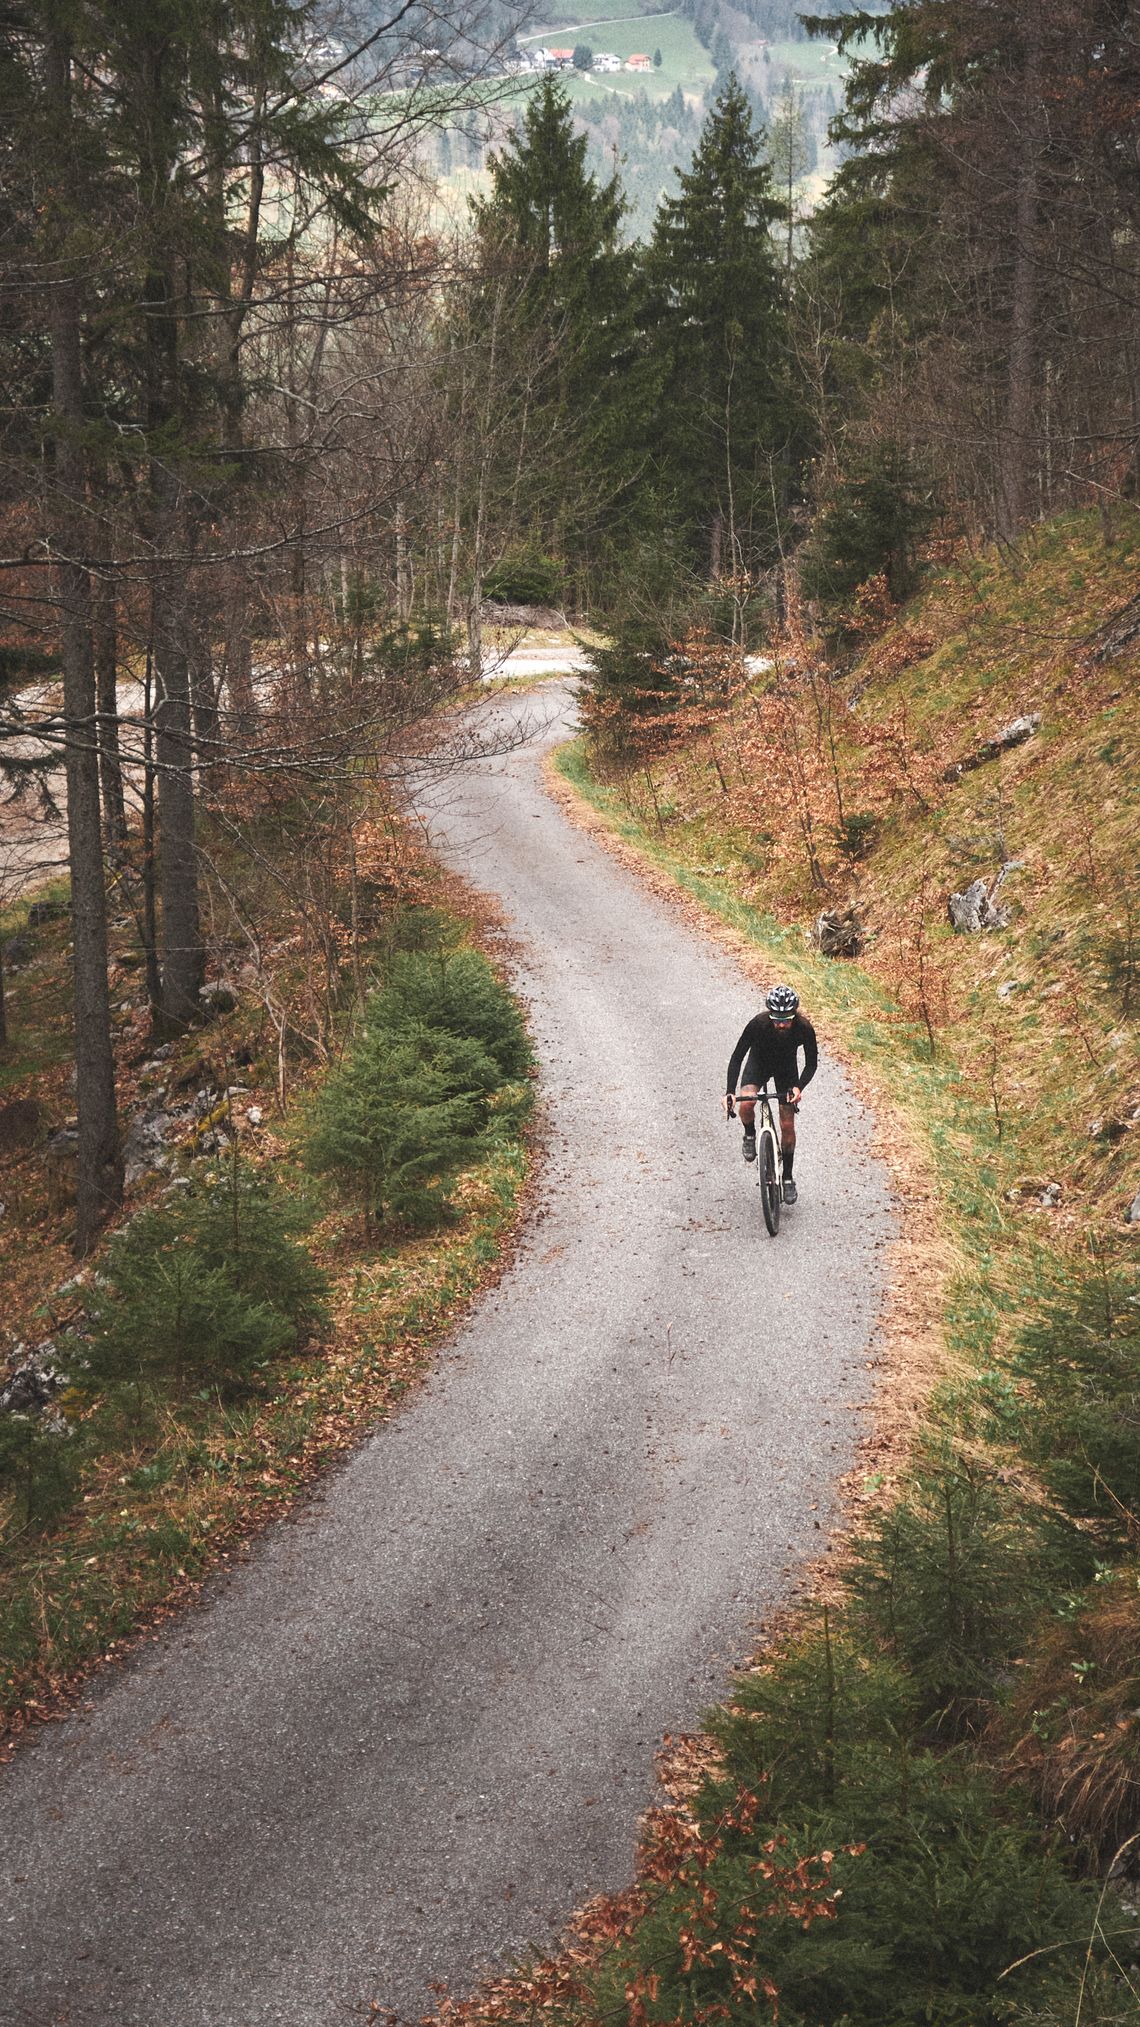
[604,511,1139,1240]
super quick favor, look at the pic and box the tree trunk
[466,586,483,681]
[92,565,127,845]
[46,31,122,1251]
[395,498,412,622]
[709,507,723,579]
[136,28,202,1036]
[140,651,162,1016]
[997,20,1042,542]
[152,570,204,1034]
[188,621,220,774]
[224,570,256,732]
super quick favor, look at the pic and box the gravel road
[0,682,894,2025]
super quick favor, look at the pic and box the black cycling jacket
[726,1011,818,1097]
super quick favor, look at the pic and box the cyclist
[722,984,817,1203]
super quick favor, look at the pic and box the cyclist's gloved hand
[723,1093,735,1118]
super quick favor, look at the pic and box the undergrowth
[0,910,532,1730]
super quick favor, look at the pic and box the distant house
[625,53,652,71]
[592,51,622,71]
[548,47,574,67]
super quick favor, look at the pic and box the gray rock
[123,1109,173,1188]
[816,908,865,958]
[949,880,992,932]
[948,869,1014,933]
[1039,1182,1062,1208]
[991,713,1041,752]
[1127,1191,1140,1225]
[941,714,1042,781]
[200,980,238,1018]
[1,1341,68,1417]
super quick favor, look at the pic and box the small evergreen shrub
[483,552,564,607]
[75,1170,326,1409]
[0,1415,81,1537]
[306,1021,495,1229]
[369,947,531,1080]
[709,1633,916,1814]
[1014,1259,1140,1543]
[306,944,529,1229]
[848,1453,1049,1728]
[178,1170,329,1341]
[800,445,935,619]
[591,1631,1100,2027]
[370,615,456,676]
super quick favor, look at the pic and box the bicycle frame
[727,1087,794,1237]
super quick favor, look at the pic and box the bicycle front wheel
[759,1128,781,1236]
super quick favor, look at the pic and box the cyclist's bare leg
[736,1084,759,1129]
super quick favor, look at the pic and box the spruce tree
[462,78,645,604]
[644,76,800,582]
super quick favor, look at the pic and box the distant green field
[756,35,847,89]
[519,12,713,95]
[523,0,666,22]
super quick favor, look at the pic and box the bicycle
[727,1087,796,1236]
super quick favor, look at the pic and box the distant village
[512,47,656,74]
[297,34,664,98]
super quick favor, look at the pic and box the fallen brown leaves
[426,1749,847,2027]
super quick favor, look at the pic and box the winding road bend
[0,682,894,2026]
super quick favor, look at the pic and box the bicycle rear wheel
[759,1127,781,1236]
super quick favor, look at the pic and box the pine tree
[458,77,645,605]
[644,75,800,581]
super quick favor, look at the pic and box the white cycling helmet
[765,984,799,1020]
